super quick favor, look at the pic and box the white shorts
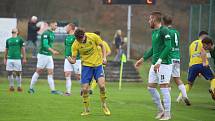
[148,64,173,84]
[64,59,81,74]
[36,54,54,69]
[171,59,180,77]
[6,59,22,71]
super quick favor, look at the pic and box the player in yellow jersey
[68,28,111,116]
[89,31,111,93]
[177,32,215,101]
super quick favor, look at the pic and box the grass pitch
[0,65,215,121]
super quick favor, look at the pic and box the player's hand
[23,58,27,64]
[4,58,7,65]
[53,50,59,55]
[154,64,160,73]
[203,62,208,67]
[103,58,107,65]
[67,56,76,64]
[135,58,143,69]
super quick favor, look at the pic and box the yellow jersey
[72,32,103,67]
[98,40,111,57]
[189,39,208,66]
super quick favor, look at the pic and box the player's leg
[200,65,215,100]
[95,65,110,115]
[177,65,199,101]
[29,54,45,93]
[90,79,97,92]
[6,59,14,91]
[64,58,72,96]
[28,68,43,93]
[158,64,172,120]
[147,65,164,119]
[80,66,93,116]
[14,59,23,92]
[15,71,22,92]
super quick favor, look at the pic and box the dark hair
[74,28,85,39]
[150,11,162,22]
[202,36,213,45]
[163,15,172,26]
[198,31,208,37]
[94,30,101,36]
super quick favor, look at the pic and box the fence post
[188,5,193,42]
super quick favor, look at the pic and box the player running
[162,15,190,105]
[28,21,61,95]
[4,28,27,92]
[135,11,172,120]
[68,28,110,116]
[177,34,215,101]
[64,23,81,96]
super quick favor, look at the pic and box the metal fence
[181,0,215,70]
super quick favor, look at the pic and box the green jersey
[6,36,24,59]
[39,29,55,56]
[64,34,80,59]
[143,26,172,65]
[169,27,180,60]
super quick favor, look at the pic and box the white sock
[66,77,71,93]
[16,75,22,87]
[160,88,171,114]
[48,75,55,91]
[148,87,164,112]
[8,75,14,87]
[178,84,188,98]
[30,72,39,89]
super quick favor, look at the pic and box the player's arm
[99,42,107,64]
[95,35,107,64]
[135,48,153,69]
[42,34,59,55]
[104,41,111,57]
[4,40,9,65]
[68,42,78,64]
[4,49,8,65]
[200,47,208,67]
[20,38,27,64]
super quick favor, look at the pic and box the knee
[36,69,43,75]
[7,71,13,76]
[64,72,71,77]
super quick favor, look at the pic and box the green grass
[0,65,215,121]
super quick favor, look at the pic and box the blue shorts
[81,65,105,84]
[188,64,214,84]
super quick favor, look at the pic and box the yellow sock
[100,90,107,104]
[179,84,191,97]
[83,92,89,111]
[91,79,97,90]
[185,84,191,92]
[210,79,215,92]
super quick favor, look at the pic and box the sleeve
[6,39,9,49]
[94,34,103,46]
[72,41,78,57]
[20,37,25,47]
[103,41,111,54]
[143,47,153,61]
[42,33,51,50]
[159,28,171,60]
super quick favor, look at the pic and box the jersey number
[194,42,198,51]
[174,33,179,47]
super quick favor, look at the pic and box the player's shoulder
[86,32,99,38]
[17,36,24,41]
